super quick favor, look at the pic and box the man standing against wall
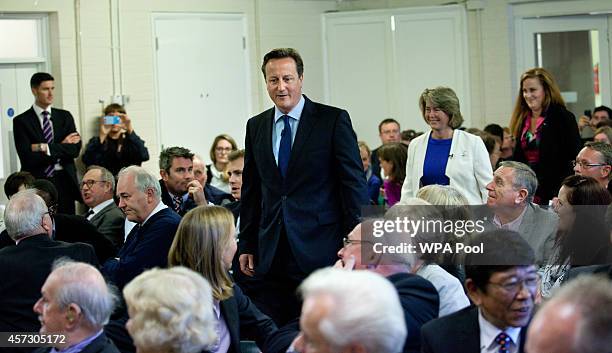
[239,48,368,325]
[13,72,82,214]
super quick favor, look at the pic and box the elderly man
[81,165,125,250]
[485,161,557,264]
[526,275,612,353]
[292,268,406,353]
[421,229,537,353]
[573,141,612,191]
[0,190,97,352]
[33,260,119,353]
[101,166,181,290]
[240,48,367,325]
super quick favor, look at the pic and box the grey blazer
[517,203,558,264]
[89,201,125,251]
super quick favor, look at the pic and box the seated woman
[594,125,612,144]
[401,87,492,205]
[207,134,238,193]
[82,103,149,176]
[540,175,612,297]
[168,205,277,352]
[377,142,408,207]
[123,266,217,353]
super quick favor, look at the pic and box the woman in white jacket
[400,87,492,204]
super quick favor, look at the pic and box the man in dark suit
[81,165,125,250]
[371,118,401,180]
[13,72,82,214]
[102,166,181,290]
[421,229,537,353]
[33,260,119,353]
[239,48,368,325]
[224,149,245,221]
[159,146,232,216]
[0,190,98,353]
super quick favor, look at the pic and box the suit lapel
[260,108,283,182]
[286,95,315,176]
[457,307,481,353]
[26,107,45,140]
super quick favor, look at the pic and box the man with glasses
[421,229,537,353]
[81,165,125,250]
[0,190,97,348]
[573,141,612,192]
[485,161,558,264]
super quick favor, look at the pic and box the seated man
[0,171,35,249]
[159,147,231,216]
[526,275,612,353]
[81,165,125,250]
[293,268,406,353]
[573,141,612,192]
[31,179,115,263]
[33,260,119,353]
[421,229,537,353]
[0,190,97,351]
[485,161,558,264]
[102,166,181,290]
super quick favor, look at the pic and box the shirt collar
[32,104,51,118]
[493,204,529,231]
[274,95,305,123]
[50,330,103,353]
[142,201,168,226]
[478,308,522,351]
[91,199,115,215]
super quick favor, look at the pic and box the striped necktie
[41,110,55,177]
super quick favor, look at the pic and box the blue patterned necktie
[278,115,292,178]
[494,332,511,353]
[41,110,55,177]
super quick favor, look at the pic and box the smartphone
[103,115,121,125]
[584,109,592,118]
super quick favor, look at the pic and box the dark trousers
[236,226,306,327]
[48,170,79,215]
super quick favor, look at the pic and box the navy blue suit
[240,95,368,275]
[101,207,180,289]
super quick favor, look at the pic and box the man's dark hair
[484,124,504,143]
[228,149,245,163]
[593,105,612,120]
[159,146,194,173]
[378,118,400,133]
[29,179,59,215]
[4,171,35,198]
[464,229,536,292]
[30,72,55,88]
[261,48,304,78]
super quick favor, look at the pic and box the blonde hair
[124,267,216,353]
[509,67,566,137]
[168,206,235,301]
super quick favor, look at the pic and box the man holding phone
[13,72,82,214]
[158,146,208,216]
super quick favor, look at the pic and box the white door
[153,13,251,161]
[516,15,611,116]
[0,64,39,178]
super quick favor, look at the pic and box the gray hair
[4,189,48,241]
[499,161,538,202]
[419,87,464,129]
[123,267,217,353]
[299,268,406,353]
[548,275,612,353]
[85,165,115,191]
[51,258,118,328]
[584,141,612,167]
[416,185,469,206]
[118,166,161,201]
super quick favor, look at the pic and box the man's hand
[333,255,355,271]
[239,254,255,277]
[187,180,207,205]
[30,143,48,153]
[62,132,81,144]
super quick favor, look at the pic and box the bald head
[526,299,579,353]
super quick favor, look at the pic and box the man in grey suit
[81,165,125,251]
[485,161,558,264]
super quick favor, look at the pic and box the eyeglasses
[80,180,107,189]
[571,160,608,169]
[342,237,374,247]
[488,276,539,295]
